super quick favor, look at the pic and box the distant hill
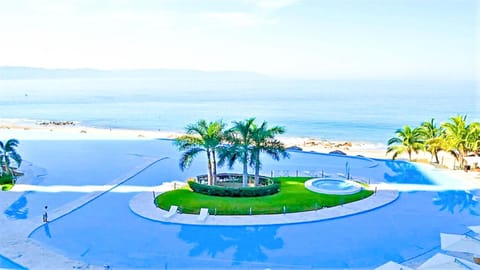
[0,66,265,80]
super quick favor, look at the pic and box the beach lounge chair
[197,208,209,222]
[163,205,178,219]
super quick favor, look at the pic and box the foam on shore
[0,118,387,154]
[0,118,458,165]
[0,118,182,141]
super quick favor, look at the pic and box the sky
[0,0,477,80]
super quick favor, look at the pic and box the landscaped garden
[155,176,373,215]
[154,118,374,215]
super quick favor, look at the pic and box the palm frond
[9,151,22,167]
[179,147,204,170]
[5,139,20,151]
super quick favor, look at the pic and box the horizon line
[0,66,477,81]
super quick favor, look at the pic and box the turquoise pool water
[307,178,362,195]
[313,179,357,190]
[0,255,26,269]
[4,140,478,269]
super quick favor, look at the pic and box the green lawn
[1,184,13,191]
[0,174,14,191]
[155,177,374,215]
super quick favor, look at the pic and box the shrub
[0,174,14,185]
[188,179,280,197]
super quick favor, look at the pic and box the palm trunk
[242,156,248,187]
[241,144,249,187]
[254,153,260,186]
[458,145,466,169]
[434,150,440,164]
[212,150,217,186]
[206,150,213,185]
[242,153,248,187]
[408,150,412,161]
[459,152,465,169]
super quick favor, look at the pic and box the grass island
[155,176,374,215]
[157,118,374,215]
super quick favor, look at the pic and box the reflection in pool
[23,140,480,269]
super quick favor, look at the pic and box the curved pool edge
[129,188,399,226]
[27,157,167,238]
[0,254,27,270]
[288,149,380,169]
[15,158,168,270]
[305,178,363,195]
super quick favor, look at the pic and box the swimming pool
[305,178,362,195]
[5,140,479,269]
[0,254,26,270]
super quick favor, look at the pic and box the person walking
[42,205,48,222]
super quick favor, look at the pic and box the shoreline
[1,119,479,269]
[0,118,462,168]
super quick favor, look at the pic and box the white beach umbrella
[441,233,480,254]
[469,226,480,234]
[418,253,480,270]
[374,261,414,270]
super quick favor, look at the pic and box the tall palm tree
[0,139,22,184]
[466,122,480,155]
[175,120,225,185]
[219,118,256,187]
[387,125,423,161]
[441,115,476,168]
[250,122,288,186]
[418,118,445,163]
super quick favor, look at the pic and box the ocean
[0,78,478,144]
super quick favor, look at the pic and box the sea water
[0,78,478,143]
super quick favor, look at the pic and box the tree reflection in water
[4,193,29,219]
[433,190,480,215]
[178,225,283,265]
[383,160,432,185]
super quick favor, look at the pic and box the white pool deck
[0,179,397,270]
[129,187,399,226]
[3,165,479,268]
[0,158,164,270]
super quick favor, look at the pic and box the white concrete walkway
[129,188,399,226]
[0,157,163,270]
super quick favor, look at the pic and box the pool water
[6,140,478,269]
[0,255,26,269]
[314,179,356,190]
[306,178,362,195]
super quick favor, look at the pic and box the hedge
[0,174,14,185]
[188,179,280,197]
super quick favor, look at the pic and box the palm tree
[418,118,445,163]
[466,122,480,155]
[386,125,423,161]
[250,121,288,186]
[0,139,22,184]
[441,115,477,168]
[219,118,256,187]
[175,120,225,185]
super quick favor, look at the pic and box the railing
[269,169,374,185]
[454,258,473,270]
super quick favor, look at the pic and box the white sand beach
[0,118,463,169]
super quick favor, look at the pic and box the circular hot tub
[305,178,362,195]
